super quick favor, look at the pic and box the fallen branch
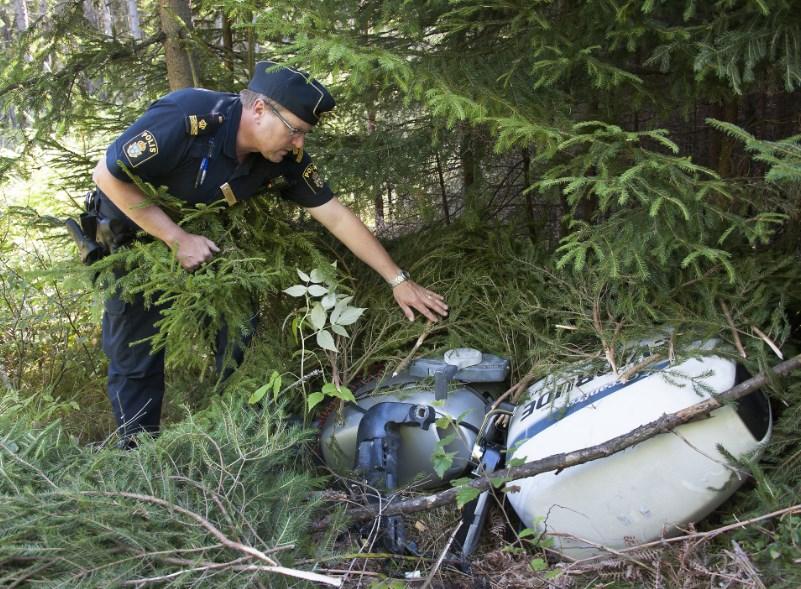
[86,491,342,587]
[328,354,800,524]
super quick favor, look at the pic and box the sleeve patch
[302,163,323,193]
[123,130,159,168]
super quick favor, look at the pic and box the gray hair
[240,89,279,109]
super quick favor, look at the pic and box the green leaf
[529,558,547,572]
[335,306,366,326]
[330,297,354,323]
[307,392,325,411]
[331,386,355,403]
[331,323,349,338]
[309,302,327,331]
[316,329,337,352]
[308,284,328,297]
[296,269,310,282]
[318,383,356,403]
[435,416,451,429]
[506,456,526,468]
[455,486,481,508]
[432,452,455,478]
[321,293,337,309]
[248,383,270,405]
[309,268,325,283]
[283,285,307,297]
[518,527,537,539]
[432,433,457,478]
[270,371,282,400]
[544,570,563,581]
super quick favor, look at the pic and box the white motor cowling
[505,341,772,558]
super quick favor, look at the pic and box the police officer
[92,60,448,441]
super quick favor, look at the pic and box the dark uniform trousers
[102,282,253,437]
[102,286,165,436]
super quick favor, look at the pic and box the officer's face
[252,100,312,163]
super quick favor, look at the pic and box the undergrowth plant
[0,389,346,588]
[282,265,365,415]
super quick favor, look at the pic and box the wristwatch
[388,269,411,288]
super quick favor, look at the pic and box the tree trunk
[461,128,476,196]
[435,151,450,225]
[99,0,113,36]
[222,11,233,75]
[13,0,29,32]
[158,0,195,90]
[366,109,386,233]
[522,147,535,241]
[126,0,142,40]
[244,9,254,78]
[37,0,52,71]
[1,9,13,48]
[83,0,98,28]
[717,97,739,177]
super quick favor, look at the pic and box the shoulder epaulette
[185,113,225,136]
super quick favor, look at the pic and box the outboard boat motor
[355,402,435,553]
[321,349,509,489]
[320,348,510,553]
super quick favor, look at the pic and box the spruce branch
[83,491,343,586]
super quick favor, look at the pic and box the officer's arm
[306,197,448,322]
[92,159,219,271]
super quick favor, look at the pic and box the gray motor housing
[319,350,510,489]
[408,353,510,383]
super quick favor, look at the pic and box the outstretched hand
[392,281,449,322]
[171,231,220,271]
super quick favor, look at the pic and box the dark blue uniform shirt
[100,88,333,223]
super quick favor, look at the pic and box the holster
[65,190,138,265]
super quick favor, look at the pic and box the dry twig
[85,491,342,587]
[616,353,664,383]
[720,301,747,358]
[422,521,462,589]
[392,320,436,377]
[751,325,783,359]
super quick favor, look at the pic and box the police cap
[248,60,335,125]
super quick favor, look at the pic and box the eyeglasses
[270,106,309,137]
